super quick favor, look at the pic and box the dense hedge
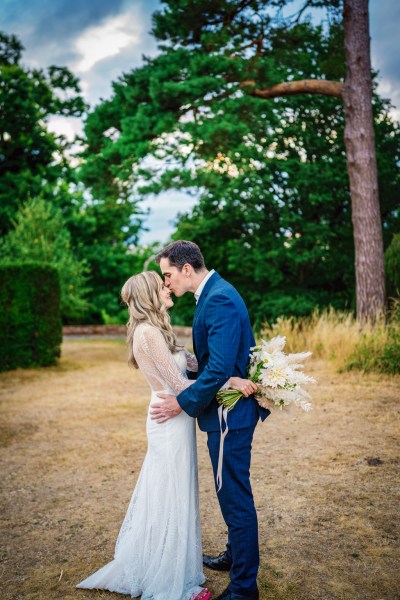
[0,262,62,371]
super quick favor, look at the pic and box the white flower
[285,351,312,363]
[260,352,275,367]
[261,336,286,354]
[253,337,315,411]
[260,365,286,388]
[219,336,315,414]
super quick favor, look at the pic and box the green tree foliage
[1,198,90,321]
[0,32,152,323]
[0,32,86,236]
[54,182,151,322]
[385,234,400,298]
[80,1,399,325]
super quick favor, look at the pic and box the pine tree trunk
[342,0,386,320]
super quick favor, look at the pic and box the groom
[151,240,269,600]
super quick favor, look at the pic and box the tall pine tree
[80,1,400,324]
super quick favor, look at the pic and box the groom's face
[159,257,190,297]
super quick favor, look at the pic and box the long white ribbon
[216,405,229,493]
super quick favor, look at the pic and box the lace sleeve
[138,326,194,395]
[184,349,198,372]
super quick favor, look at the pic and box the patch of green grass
[347,327,400,374]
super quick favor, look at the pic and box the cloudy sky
[2,0,399,244]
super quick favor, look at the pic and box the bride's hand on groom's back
[228,377,258,397]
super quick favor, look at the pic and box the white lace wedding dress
[77,323,206,599]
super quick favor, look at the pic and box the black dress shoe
[214,587,259,600]
[203,551,232,571]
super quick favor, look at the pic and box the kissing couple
[77,240,270,600]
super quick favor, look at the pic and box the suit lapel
[192,272,221,331]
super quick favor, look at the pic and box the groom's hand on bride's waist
[150,394,182,423]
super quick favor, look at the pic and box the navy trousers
[207,424,259,596]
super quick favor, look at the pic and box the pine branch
[241,78,343,99]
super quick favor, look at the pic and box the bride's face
[159,283,174,309]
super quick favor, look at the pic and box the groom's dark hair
[156,240,206,272]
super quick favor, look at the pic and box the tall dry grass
[261,305,400,374]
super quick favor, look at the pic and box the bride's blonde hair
[120,271,180,368]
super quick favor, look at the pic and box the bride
[76,271,251,600]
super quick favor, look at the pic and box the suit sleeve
[177,293,241,418]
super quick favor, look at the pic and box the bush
[347,328,400,374]
[0,262,62,371]
[0,197,90,321]
[347,301,400,374]
[101,308,128,325]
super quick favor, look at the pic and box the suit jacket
[177,272,270,431]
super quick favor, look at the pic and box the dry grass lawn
[0,338,399,600]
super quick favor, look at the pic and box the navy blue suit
[177,272,269,596]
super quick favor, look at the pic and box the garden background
[0,1,399,598]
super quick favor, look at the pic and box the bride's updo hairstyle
[121,271,180,368]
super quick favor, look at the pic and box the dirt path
[1,339,399,600]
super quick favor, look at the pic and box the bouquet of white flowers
[217,336,315,412]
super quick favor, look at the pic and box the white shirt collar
[194,269,215,303]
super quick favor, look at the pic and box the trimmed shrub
[0,262,62,371]
[1,197,90,321]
